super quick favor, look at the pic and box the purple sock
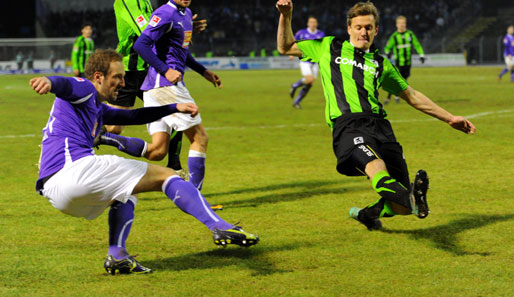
[499,68,508,78]
[101,132,147,157]
[292,78,304,89]
[293,84,312,104]
[188,150,206,190]
[108,198,136,260]
[510,70,514,82]
[163,176,232,230]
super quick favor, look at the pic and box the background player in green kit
[383,15,424,104]
[276,0,476,230]
[71,24,94,78]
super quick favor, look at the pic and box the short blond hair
[347,1,379,27]
[396,15,407,22]
[84,49,122,80]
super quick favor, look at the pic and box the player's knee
[146,146,168,161]
[196,129,209,146]
[105,125,124,135]
[305,77,315,85]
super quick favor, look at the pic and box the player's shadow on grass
[142,243,306,276]
[382,214,514,256]
[202,180,365,208]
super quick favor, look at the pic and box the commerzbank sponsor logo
[335,57,379,77]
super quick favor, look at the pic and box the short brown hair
[347,1,379,27]
[84,49,123,80]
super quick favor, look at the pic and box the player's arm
[101,103,198,125]
[276,0,301,56]
[185,51,222,88]
[29,76,95,102]
[411,32,425,63]
[399,86,475,134]
[384,34,394,56]
[134,13,182,84]
[71,37,82,76]
[192,14,207,34]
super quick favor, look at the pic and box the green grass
[1,67,513,296]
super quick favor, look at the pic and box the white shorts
[505,55,513,68]
[41,155,148,220]
[299,61,319,78]
[144,82,202,135]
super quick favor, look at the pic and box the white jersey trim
[70,93,93,105]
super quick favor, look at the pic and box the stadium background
[2,0,513,69]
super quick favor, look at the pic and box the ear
[347,25,351,36]
[93,72,104,84]
[375,25,379,35]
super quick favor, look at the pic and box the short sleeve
[381,58,409,95]
[297,37,328,63]
[141,10,173,42]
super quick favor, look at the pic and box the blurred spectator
[16,52,24,70]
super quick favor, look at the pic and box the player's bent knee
[105,125,124,135]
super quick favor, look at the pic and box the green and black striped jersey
[71,36,94,73]
[114,0,153,71]
[297,37,408,128]
[384,30,424,67]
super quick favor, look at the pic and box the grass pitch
[0,67,513,296]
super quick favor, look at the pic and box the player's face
[307,18,318,31]
[174,0,191,7]
[98,61,125,102]
[508,26,514,35]
[347,15,378,51]
[82,26,92,38]
[396,19,407,33]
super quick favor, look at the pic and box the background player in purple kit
[498,25,514,83]
[101,0,221,193]
[30,49,258,275]
[289,16,324,109]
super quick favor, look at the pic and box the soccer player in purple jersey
[31,49,258,275]
[498,25,514,83]
[289,16,325,109]
[98,0,221,194]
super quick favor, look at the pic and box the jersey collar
[168,1,186,14]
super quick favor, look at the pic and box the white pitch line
[0,109,512,139]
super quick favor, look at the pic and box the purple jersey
[36,76,179,192]
[37,77,106,191]
[294,28,325,41]
[139,1,193,91]
[504,34,514,56]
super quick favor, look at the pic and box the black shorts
[332,114,409,187]
[107,70,147,107]
[397,65,411,80]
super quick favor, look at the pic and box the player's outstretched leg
[96,129,147,157]
[372,170,411,209]
[162,176,259,247]
[104,198,152,275]
[290,78,305,98]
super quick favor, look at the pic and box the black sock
[167,130,183,170]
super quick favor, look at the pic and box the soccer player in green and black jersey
[276,0,476,230]
[71,24,94,78]
[383,16,424,104]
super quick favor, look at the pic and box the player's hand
[30,77,52,94]
[176,103,199,117]
[420,56,426,64]
[192,14,207,34]
[73,69,80,77]
[165,69,182,84]
[203,70,222,88]
[276,0,293,16]
[448,116,476,134]
[289,55,296,60]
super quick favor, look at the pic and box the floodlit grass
[1,67,513,296]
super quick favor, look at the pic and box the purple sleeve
[294,30,301,40]
[134,34,169,74]
[186,51,207,75]
[134,10,173,74]
[48,76,95,102]
[101,103,178,125]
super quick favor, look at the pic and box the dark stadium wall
[3,0,36,38]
